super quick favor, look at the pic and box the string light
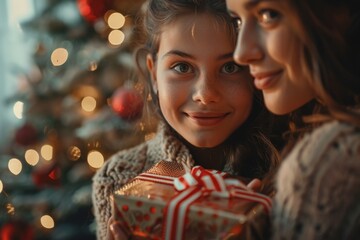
[8,158,22,175]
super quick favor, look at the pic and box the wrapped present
[112,160,272,240]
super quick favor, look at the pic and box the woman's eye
[222,62,244,74]
[172,63,192,73]
[232,18,242,31]
[258,9,280,24]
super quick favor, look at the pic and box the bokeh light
[0,180,3,193]
[40,215,55,229]
[108,30,125,46]
[13,101,24,119]
[8,158,22,175]
[81,96,97,112]
[107,12,125,29]
[41,144,53,161]
[51,48,69,66]
[25,149,40,166]
[87,150,104,169]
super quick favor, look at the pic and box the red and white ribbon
[164,166,272,240]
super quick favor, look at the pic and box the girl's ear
[146,54,158,93]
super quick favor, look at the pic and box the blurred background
[0,0,157,239]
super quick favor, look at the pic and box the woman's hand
[107,217,131,240]
[247,178,262,192]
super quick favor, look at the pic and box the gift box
[112,160,272,240]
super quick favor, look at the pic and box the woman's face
[147,13,253,148]
[226,0,315,115]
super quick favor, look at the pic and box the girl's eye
[172,63,193,73]
[258,9,280,24]
[221,62,244,74]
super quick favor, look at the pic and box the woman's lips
[252,70,282,90]
[185,112,228,126]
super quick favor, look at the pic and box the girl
[92,0,283,239]
[226,0,360,239]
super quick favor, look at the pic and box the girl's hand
[107,217,131,240]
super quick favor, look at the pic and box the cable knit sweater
[271,121,360,240]
[92,122,236,240]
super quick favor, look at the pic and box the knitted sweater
[92,122,235,240]
[272,121,360,240]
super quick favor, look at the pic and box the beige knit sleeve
[91,145,148,240]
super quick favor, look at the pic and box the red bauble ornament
[77,0,113,23]
[0,220,34,240]
[32,162,61,188]
[111,88,144,121]
[14,123,38,146]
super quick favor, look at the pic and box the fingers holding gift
[107,217,131,240]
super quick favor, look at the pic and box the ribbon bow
[163,166,272,240]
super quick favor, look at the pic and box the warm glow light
[107,12,125,29]
[81,96,97,112]
[0,180,3,193]
[8,158,22,175]
[87,150,104,169]
[51,48,69,66]
[108,30,125,46]
[25,149,40,166]
[68,146,81,161]
[6,203,15,215]
[41,145,53,161]
[40,215,55,229]
[89,61,98,71]
[13,101,24,119]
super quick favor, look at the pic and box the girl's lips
[185,112,228,127]
[252,71,282,90]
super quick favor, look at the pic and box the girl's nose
[233,23,263,65]
[192,74,221,105]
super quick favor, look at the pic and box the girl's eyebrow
[162,50,194,60]
[162,50,234,61]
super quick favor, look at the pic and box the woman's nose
[233,23,263,65]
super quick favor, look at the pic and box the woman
[226,0,360,239]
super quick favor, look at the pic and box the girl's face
[226,0,315,115]
[147,13,253,148]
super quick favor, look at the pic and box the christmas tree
[0,0,157,239]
